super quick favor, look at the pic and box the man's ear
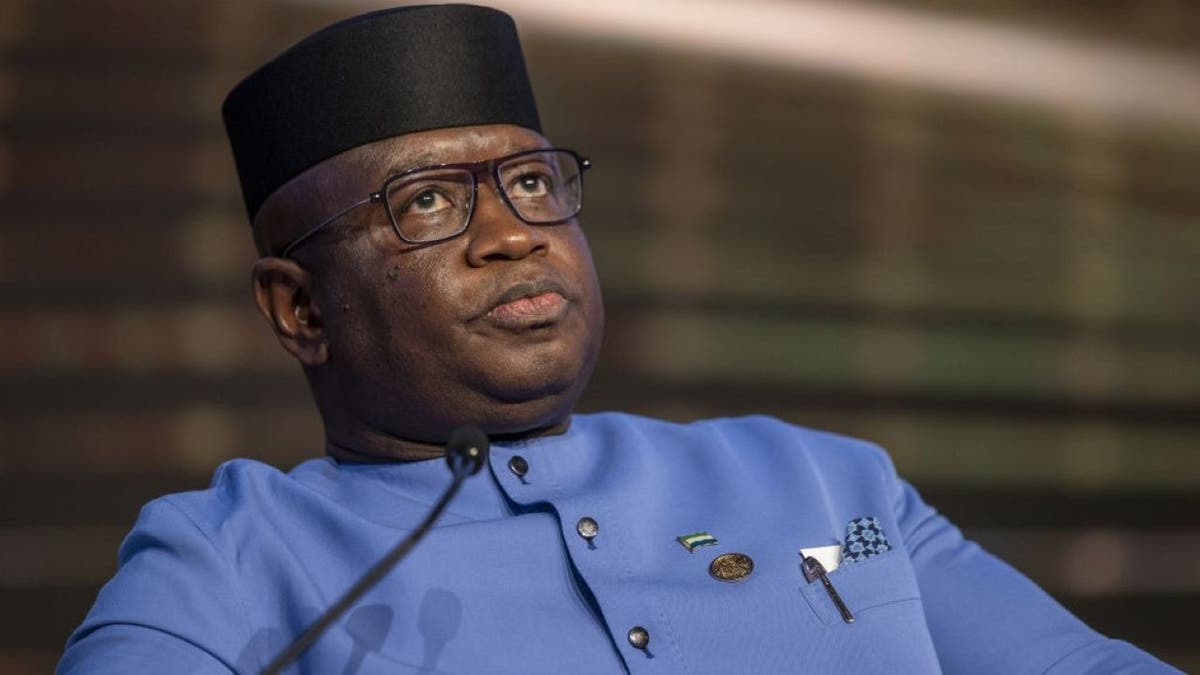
[251,257,329,366]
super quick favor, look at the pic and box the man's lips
[479,279,570,330]
[489,291,566,322]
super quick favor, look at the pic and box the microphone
[262,427,491,675]
[444,426,489,477]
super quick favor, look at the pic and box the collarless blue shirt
[59,413,1178,674]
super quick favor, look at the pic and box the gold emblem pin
[709,552,754,582]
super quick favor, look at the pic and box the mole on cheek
[386,265,402,281]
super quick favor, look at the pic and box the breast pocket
[799,549,922,625]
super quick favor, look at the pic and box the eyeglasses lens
[384,150,583,243]
[497,150,582,224]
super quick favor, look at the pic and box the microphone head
[444,426,490,476]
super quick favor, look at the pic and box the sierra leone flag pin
[677,531,719,553]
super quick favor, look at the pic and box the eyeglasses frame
[278,147,591,258]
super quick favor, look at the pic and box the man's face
[273,124,604,443]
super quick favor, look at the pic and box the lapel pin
[709,552,754,582]
[677,531,719,553]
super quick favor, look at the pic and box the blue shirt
[60,413,1177,673]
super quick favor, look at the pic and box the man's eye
[403,189,453,214]
[509,173,552,198]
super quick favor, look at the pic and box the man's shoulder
[142,457,329,543]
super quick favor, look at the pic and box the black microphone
[262,427,491,675]
[444,426,489,478]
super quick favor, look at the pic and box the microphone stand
[262,428,490,675]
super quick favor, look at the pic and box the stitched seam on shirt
[902,500,974,566]
[250,502,333,610]
[855,596,922,614]
[864,441,939,562]
[537,439,638,673]
[75,619,239,672]
[1037,636,1114,675]
[230,468,351,607]
[337,488,479,528]
[317,460,483,527]
[158,491,252,674]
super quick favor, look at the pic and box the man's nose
[464,181,550,266]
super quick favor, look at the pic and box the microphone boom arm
[262,428,490,674]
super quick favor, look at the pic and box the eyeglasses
[279,148,591,257]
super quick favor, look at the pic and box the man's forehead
[352,125,552,179]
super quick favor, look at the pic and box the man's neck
[324,419,571,464]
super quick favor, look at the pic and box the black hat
[222,4,542,221]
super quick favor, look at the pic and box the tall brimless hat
[222,4,542,222]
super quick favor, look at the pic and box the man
[60,5,1177,673]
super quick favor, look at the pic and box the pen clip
[802,555,855,624]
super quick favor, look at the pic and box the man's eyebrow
[379,150,440,178]
[374,140,550,179]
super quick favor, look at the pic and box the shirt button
[627,626,650,650]
[576,517,599,541]
[507,455,529,478]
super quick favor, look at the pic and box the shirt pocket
[798,549,922,625]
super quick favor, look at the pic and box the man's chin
[471,366,589,427]
[484,368,578,405]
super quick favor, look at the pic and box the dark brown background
[1,1,1197,672]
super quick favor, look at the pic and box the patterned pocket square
[841,516,891,564]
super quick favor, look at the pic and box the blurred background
[1,0,1197,671]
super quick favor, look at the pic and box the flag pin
[677,531,719,553]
